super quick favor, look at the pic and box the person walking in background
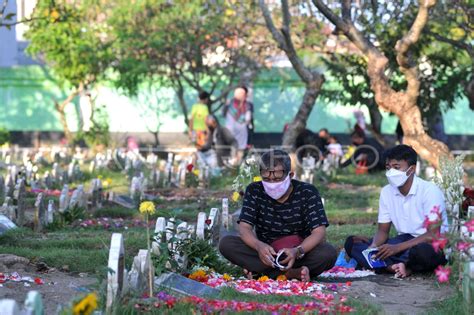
[199,115,239,167]
[223,86,253,162]
[189,91,211,147]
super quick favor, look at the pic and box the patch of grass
[326,224,377,248]
[0,227,147,275]
[319,186,380,224]
[424,290,471,315]
[330,170,387,187]
[346,297,383,315]
[94,206,137,218]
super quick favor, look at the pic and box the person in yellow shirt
[189,91,210,146]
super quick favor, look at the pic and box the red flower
[205,219,212,225]
[465,219,474,232]
[435,265,451,283]
[431,236,448,253]
[186,164,194,172]
[457,242,472,252]
[34,277,44,285]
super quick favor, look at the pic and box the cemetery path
[339,274,452,314]
[0,255,96,314]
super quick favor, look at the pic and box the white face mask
[262,174,291,200]
[385,167,413,188]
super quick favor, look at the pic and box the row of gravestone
[1,159,85,192]
[0,178,104,232]
[129,153,213,197]
[0,290,44,315]
[106,199,231,309]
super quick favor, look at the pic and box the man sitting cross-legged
[219,150,337,281]
[344,145,448,277]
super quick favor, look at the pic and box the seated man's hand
[277,248,298,270]
[256,242,277,267]
[375,244,401,260]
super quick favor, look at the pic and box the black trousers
[344,234,447,272]
[219,235,337,278]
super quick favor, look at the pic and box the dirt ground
[340,274,452,314]
[0,255,97,314]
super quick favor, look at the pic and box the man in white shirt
[344,145,448,277]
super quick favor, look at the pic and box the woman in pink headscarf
[224,86,253,163]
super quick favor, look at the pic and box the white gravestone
[47,200,55,224]
[0,299,21,315]
[176,222,189,267]
[208,208,220,246]
[221,198,229,230]
[4,174,14,199]
[34,193,46,232]
[13,179,26,226]
[107,233,125,310]
[127,249,153,294]
[166,218,176,250]
[59,185,69,213]
[24,290,44,315]
[152,217,167,254]
[196,212,207,240]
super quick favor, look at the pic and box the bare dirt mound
[0,254,97,314]
[346,274,451,314]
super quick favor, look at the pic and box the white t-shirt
[378,176,448,237]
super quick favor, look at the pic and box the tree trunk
[367,103,385,145]
[259,0,325,149]
[369,78,450,168]
[465,69,474,111]
[174,80,189,128]
[53,83,84,144]
[312,0,451,169]
[282,79,324,147]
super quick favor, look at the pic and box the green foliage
[75,105,111,148]
[59,205,86,226]
[0,127,10,145]
[320,0,471,124]
[25,0,112,87]
[184,172,199,188]
[109,0,260,116]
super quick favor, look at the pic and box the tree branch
[395,0,436,103]
[426,29,473,57]
[311,0,378,56]
[341,0,351,21]
[259,0,316,83]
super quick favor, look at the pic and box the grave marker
[154,272,220,298]
[12,179,26,226]
[24,290,44,315]
[152,217,166,254]
[0,299,21,315]
[0,214,17,236]
[208,208,220,246]
[34,193,47,232]
[107,233,125,310]
[59,185,69,213]
[221,198,229,230]
[196,212,207,240]
[47,200,54,224]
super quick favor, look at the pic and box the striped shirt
[238,180,329,244]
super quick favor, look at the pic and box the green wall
[0,66,472,135]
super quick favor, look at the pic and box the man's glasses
[260,169,286,181]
